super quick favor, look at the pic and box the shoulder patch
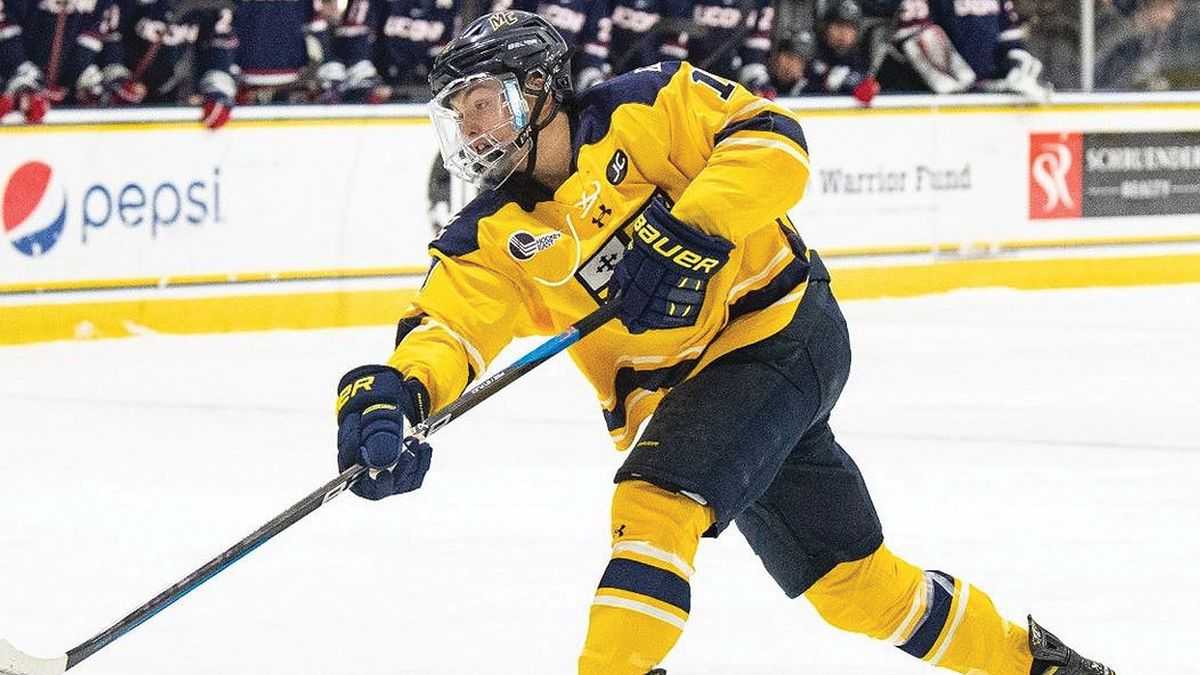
[572,61,683,151]
[429,188,513,258]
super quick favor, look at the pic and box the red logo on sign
[1029,133,1083,219]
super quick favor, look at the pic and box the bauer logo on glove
[610,196,734,334]
[335,365,433,500]
[630,213,725,274]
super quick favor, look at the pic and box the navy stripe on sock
[714,111,808,153]
[598,558,691,614]
[898,571,955,659]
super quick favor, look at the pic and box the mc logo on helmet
[488,11,519,29]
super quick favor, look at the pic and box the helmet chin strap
[515,77,564,182]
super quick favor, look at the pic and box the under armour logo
[614,524,626,537]
[592,203,613,228]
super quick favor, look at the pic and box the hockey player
[805,0,873,94]
[334,10,1117,675]
[766,30,814,96]
[118,0,238,128]
[2,0,42,121]
[1,0,48,123]
[234,0,339,103]
[660,0,775,93]
[492,0,611,90]
[0,0,130,122]
[332,0,460,102]
[875,0,1050,100]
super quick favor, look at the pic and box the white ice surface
[1,284,1198,675]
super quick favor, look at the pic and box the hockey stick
[43,1,68,89]
[852,0,905,105]
[0,300,621,675]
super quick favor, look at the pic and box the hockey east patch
[507,230,562,261]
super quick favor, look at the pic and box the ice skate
[1029,616,1115,674]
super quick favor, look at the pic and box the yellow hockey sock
[578,480,714,675]
[805,544,1033,675]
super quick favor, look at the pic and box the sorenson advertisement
[1029,131,1200,219]
[1081,132,1200,217]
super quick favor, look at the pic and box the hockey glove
[340,60,393,104]
[72,64,106,106]
[200,70,236,129]
[4,61,49,124]
[102,65,147,106]
[1003,49,1051,103]
[200,95,232,129]
[19,90,48,124]
[610,197,733,334]
[0,93,12,119]
[336,365,433,501]
[312,61,346,103]
[852,75,880,106]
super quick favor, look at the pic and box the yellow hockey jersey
[388,61,813,450]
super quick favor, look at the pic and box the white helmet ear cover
[429,72,534,186]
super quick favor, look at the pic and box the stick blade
[0,641,67,675]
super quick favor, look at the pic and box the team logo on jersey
[606,149,629,185]
[2,161,67,257]
[507,230,562,261]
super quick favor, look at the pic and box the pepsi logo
[2,161,67,257]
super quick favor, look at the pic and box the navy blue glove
[336,365,433,501]
[610,197,734,333]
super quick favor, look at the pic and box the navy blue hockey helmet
[428,11,573,187]
[429,11,573,101]
[825,0,864,26]
[777,30,817,60]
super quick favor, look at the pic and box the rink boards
[2,93,1199,344]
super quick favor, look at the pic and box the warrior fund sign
[1030,131,1200,219]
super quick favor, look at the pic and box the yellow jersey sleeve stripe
[725,97,776,123]
[727,246,794,301]
[714,108,809,154]
[715,136,811,170]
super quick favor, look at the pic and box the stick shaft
[63,301,618,670]
[65,467,358,668]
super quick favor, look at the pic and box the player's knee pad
[804,543,926,640]
[579,480,715,675]
[595,480,714,625]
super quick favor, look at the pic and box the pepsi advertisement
[0,118,441,289]
[3,160,223,258]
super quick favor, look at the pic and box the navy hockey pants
[615,251,884,596]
